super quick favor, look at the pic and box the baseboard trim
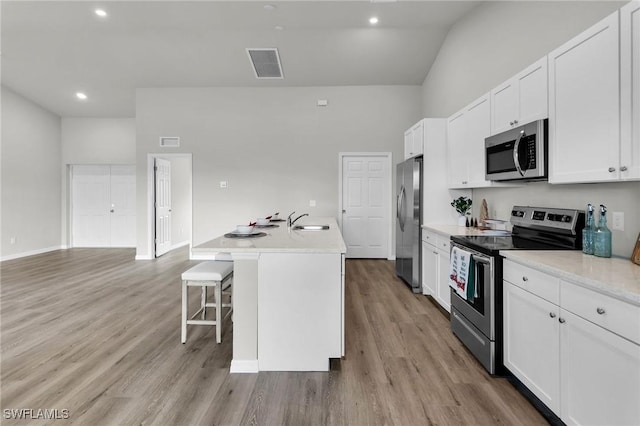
[230,359,259,374]
[1,245,63,262]
[135,254,153,260]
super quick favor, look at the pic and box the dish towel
[449,247,476,301]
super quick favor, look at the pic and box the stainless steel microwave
[485,119,548,181]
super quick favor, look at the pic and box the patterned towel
[449,247,476,301]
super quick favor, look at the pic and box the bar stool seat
[181,261,233,344]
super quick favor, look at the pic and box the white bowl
[256,218,270,226]
[235,225,254,234]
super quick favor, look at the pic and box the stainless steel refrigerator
[396,157,422,293]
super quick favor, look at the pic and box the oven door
[450,242,495,339]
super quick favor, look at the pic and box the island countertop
[192,216,347,254]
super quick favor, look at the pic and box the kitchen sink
[292,225,330,231]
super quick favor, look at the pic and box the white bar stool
[181,261,233,344]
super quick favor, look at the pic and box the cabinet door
[504,282,561,414]
[412,120,424,157]
[447,110,470,188]
[560,309,640,426]
[549,12,620,183]
[517,57,548,127]
[491,80,517,135]
[621,1,640,180]
[436,248,451,312]
[464,94,492,187]
[422,242,437,296]
[404,129,413,160]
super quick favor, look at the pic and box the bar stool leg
[201,286,207,320]
[181,280,188,343]
[216,282,222,344]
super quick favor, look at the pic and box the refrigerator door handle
[397,186,406,232]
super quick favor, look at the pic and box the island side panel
[229,254,260,373]
[257,252,342,371]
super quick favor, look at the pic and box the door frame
[145,153,193,259]
[338,152,393,260]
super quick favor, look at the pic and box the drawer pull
[522,276,529,282]
[549,312,556,318]
[596,307,606,315]
[559,318,566,324]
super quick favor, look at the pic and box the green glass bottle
[582,204,595,255]
[593,204,612,258]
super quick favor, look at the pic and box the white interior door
[72,165,111,247]
[154,158,172,257]
[341,155,390,258]
[110,165,136,247]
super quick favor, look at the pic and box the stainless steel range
[449,205,585,374]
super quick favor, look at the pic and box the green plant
[451,196,472,216]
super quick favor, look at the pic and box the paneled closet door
[72,165,136,247]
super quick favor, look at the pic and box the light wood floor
[1,247,546,425]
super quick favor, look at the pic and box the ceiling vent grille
[159,136,180,147]
[246,48,284,79]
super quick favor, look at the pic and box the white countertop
[193,217,347,254]
[422,224,506,237]
[501,251,640,306]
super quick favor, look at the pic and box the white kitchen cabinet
[621,1,640,180]
[548,12,622,183]
[504,281,560,414]
[421,230,451,312]
[560,308,640,426]
[491,57,548,135]
[404,120,424,159]
[447,93,493,189]
[503,258,640,424]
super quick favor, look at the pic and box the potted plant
[451,196,472,226]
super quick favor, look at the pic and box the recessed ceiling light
[263,4,276,11]
[369,17,379,25]
[95,9,107,18]
[274,25,284,31]
[76,92,88,100]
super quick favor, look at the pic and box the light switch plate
[309,200,316,207]
[612,212,624,231]
[219,181,228,189]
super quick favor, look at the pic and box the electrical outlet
[612,212,624,231]
[309,200,316,207]
[219,181,228,189]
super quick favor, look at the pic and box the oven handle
[513,129,526,177]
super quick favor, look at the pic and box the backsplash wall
[473,182,640,257]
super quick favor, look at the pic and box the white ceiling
[1,1,480,117]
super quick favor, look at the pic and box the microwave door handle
[513,130,526,177]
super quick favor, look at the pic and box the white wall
[421,0,638,257]
[1,86,62,259]
[169,155,192,248]
[61,118,136,247]
[135,85,422,257]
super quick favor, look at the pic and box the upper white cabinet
[490,57,548,135]
[548,12,623,183]
[404,120,424,159]
[621,0,640,180]
[447,93,493,188]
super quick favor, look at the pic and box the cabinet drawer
[503,259,560,305]
[437,236,450,253]
[561,280,640,345]
[422,230,438,247]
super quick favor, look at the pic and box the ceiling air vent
[159,136,180,147]
[246,48,284,79]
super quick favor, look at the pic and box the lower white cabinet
[504,282,560,413]
[421,230,450,312]
[503,259,640,424]
[560,309,640,426]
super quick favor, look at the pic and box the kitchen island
[192,217,346,373]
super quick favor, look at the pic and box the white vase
[458,215,467,226]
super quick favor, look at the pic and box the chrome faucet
[287,211,309,227]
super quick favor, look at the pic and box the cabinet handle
[620,166,628,172]
[608,167,616,172]
[559,318,566,324]
[549,312,556,318]
[522,276,528,282]
[596,307,606,315]
[509,121,514,126]
[433,251,438,255]
[514,120,518,125]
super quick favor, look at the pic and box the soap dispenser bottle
[582,203,595,255]
[593,204,612,258]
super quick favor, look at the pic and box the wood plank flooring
[1,248,546,425]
